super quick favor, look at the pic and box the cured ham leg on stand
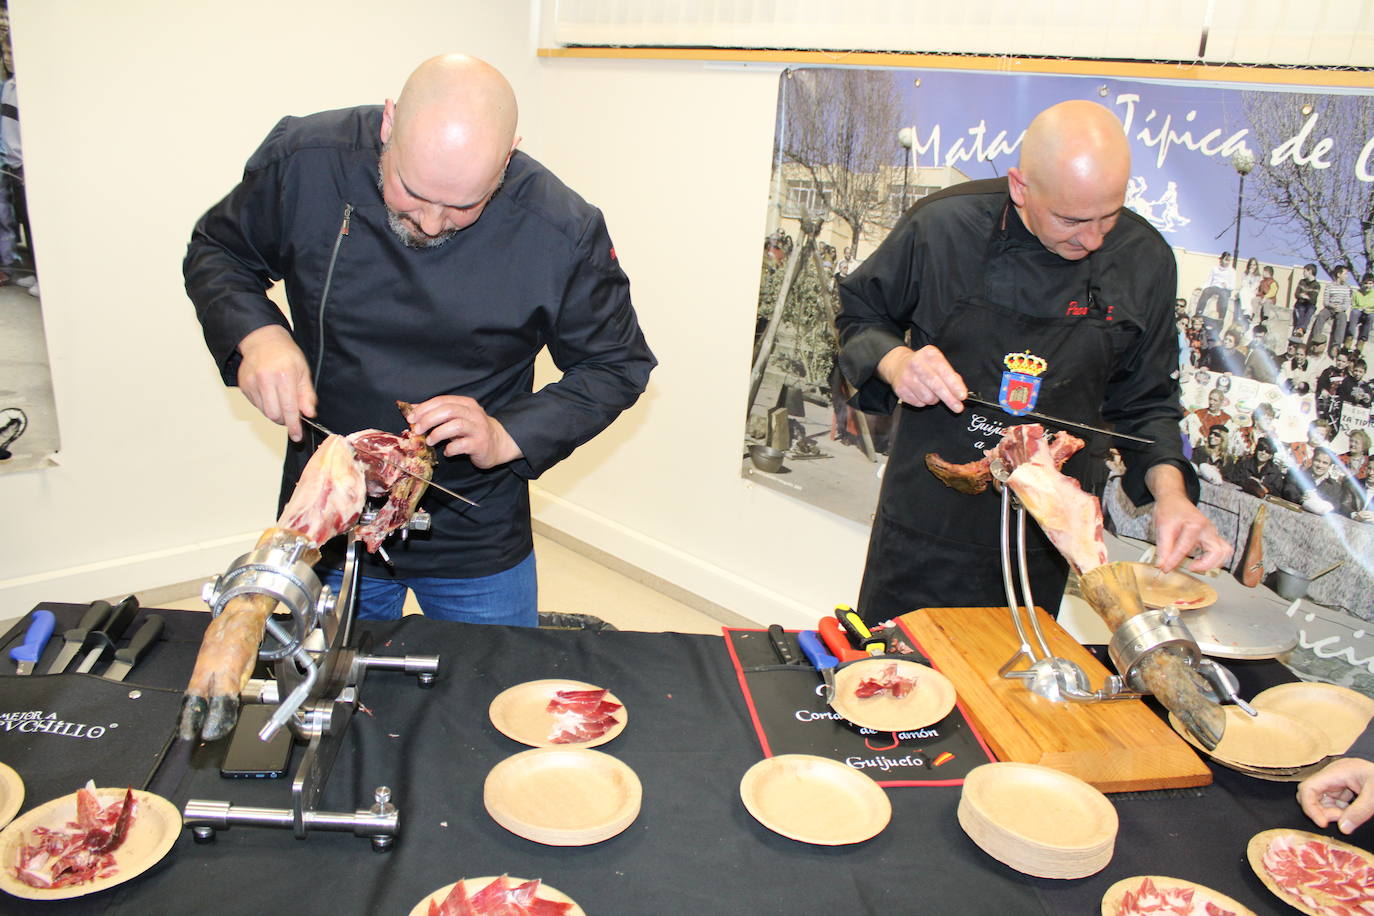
[927,424,1225,749]
[180,414,435,742]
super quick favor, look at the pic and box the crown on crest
[1003,351,1048,377]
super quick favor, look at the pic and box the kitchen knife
[835,606,885,656]
[817,616,867,663]
[300,417,480,507]
[963,391,1154,446]
[102,615,164,681]
[797,629,838,701]
[73,596,140,674]
[9,609,56,675]
[45,600,114,674]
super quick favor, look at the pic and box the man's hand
[236,325,316,442]
[1146,464,1232,573]
[405,396,522,469]
[1297,757,1374,834]
[877,344,968,413]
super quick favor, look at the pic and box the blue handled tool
[9,609,56,675]
[797,629,838,701]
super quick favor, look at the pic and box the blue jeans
[322,551,538,626]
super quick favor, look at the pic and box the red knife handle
[817,617,865,663]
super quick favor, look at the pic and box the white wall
[0,0,869,626]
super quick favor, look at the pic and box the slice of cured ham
[1260,833,1374,916]
[853,663,918,699]
[1112,877,1239,916]
[546,688,623,745]
[428,875,575,916]
[12,787,137,889]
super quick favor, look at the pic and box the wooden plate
[409,876,586,916]
[829,659,957,732]
[1247,828,1374,916]
[1170,706,1327,770]
[0,763,22,830]
[1125,562,1218,610]
[1100,875,1256,915]
[1252,682,1374,756]
[738,754,891,846]
[484,747,641,846]
[960,762,1117,852]
[0,788,180,900]
[488,679,627,749]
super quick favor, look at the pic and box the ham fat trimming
[179,403,436,742]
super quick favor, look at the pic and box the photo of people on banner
[745,66,1374,618]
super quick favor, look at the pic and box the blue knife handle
[797,629,837,672]
[10,610,56,664]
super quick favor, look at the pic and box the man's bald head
[1007,100,1131,261]
[378,54,520,247]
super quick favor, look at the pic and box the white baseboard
[0,532,259,615]
[531,487,817,629]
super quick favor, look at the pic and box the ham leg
[180,413,433,743]
[928,422,1226,749]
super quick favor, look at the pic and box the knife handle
[818,617,866,663]
[835,606,885,656]
[113,615,162,666]
[9,610,55,665]
[766,624,797,665]
[102,596,141,642]
[64,600,113,644]
[797,629,837,672]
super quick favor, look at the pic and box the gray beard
[375,156,506,250]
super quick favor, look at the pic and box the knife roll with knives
[5,596,164,681]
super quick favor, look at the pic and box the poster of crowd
[744,66,1374,617]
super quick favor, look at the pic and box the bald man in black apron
[838,100,1230,628]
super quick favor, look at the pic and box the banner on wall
[743,67,1373,611]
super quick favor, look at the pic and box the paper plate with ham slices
[0,785,179,900]
[0,763,22,831]
[1100,874,1257,915]
[489,679,627,748]
[1247,828,1374,916]
[409,875,586,916]
[1124,562,1218,611]
[829,659,957,732]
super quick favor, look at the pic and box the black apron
[858,208,1116,626]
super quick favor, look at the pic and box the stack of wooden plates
[957,762,1117,879]
[1250,682,1374,758]
[1169,706,1330,781]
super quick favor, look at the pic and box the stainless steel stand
[184,514,440,850]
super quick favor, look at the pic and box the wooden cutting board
[900,606,1212,793]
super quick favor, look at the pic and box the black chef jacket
[837,178,1197,618]
[184,106,655,579]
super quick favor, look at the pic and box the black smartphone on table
[219,704,294,779]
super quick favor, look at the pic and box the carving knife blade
[103,615,164,682]
[9,610,56,675]
[300,416,480,508]
[963,391,1155,446]
[46,600,114,674]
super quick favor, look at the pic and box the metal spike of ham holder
[987,451,1244,752]
[182,512,440,851]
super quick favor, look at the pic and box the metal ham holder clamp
[183,510,440,851]
[995,481,1137,703]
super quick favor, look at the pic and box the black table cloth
[0,603,1367,915]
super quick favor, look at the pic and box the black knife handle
[113,616,162,665]
[63,600,113,644]
[767,624,798,665]
[102,596,141,642]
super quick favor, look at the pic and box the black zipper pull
[341,203,353,237]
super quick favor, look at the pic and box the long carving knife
[962,391,1155,446]
[46,600,114,674]
[103,615,164,681]
[73,596,140,674]
[300,416,480,507]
